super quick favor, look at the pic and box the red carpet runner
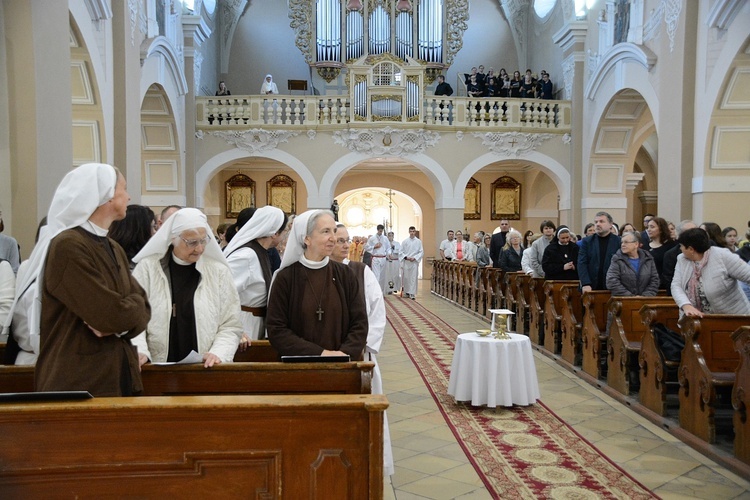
[386,297,658,499]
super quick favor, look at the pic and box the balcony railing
[196,95,571,132]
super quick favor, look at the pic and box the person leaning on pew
[131,209,242,368]
[266,210,368,360]
[33,163,151,397]
[671,227,750,318]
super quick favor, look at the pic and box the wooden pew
[560,284,583,365]
[581,290,612,379]
[732,326,750,465]
[476,267,490,317]
[485,269,504,321]
[638,303,681,416]
[607,296,676,395]
[447,261,459,302]
[678,314,750,443]
[515,274,532,335]
[0,361,375,396]
[528,277,546,345]
[0,394,386,498]
[505,272,523,331]
[543,280,579,354]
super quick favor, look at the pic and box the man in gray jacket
[525,220,556,278]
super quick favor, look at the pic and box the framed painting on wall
[491,175,521,220]
[464,177,481,220]
[266,174,297,215]
[225,173,255,219]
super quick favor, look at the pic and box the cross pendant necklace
[303,267,329,322]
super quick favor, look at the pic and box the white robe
[226,246,269,340]
[0,261,15,330]
[344,258,393,476]
[365,233,390,291]
[400,236,424,296]
[384,240,402,293]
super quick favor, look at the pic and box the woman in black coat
[499,229,524,272]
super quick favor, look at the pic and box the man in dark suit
[489,219,510,268]
[577,211,621,291]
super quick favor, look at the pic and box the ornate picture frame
[266,174,297,215]
[225,173,255,219]
[463,177,481,220]
[491,175,521,220]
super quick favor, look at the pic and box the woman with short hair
[132,208,242,367]
[606,232,659,296]
[671,228,750,318]
[499,229,524,272]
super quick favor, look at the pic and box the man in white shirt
[439,230,456,260]
[384,231,402,295]
[331,224,393,476]
[401,226,424,299]
[365,224,391,292]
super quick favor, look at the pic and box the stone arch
[455,151,571,210]
[319,152,454,208]
[195,148,317,209]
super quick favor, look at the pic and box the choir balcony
[196,94,572,133]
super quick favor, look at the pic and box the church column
[638,191,658,222]
[553,21,588,232]
[625,173,645,224]
[112,0,144,200]
[3,0,71,254]
[182,14,211,208]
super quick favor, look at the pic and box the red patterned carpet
[386,297,658,499]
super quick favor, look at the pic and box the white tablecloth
[447,333,540,407]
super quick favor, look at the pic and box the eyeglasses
[180,236,211,249]
[336,238,351,244]
[621,240,638,245]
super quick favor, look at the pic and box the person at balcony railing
[466,74,483,98]
[260,74,279,95]
[464,66,478,86]
[485,77,499,98]
[215,81,231,96]
[498,69,510,97]
[509,71,522,98]
[476,65,487,89]
[521,70,537,99]
[538,72,554,100]
[434,75,453,96]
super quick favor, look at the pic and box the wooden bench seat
[0,360,375,396]
[0,394,387,498]
[543,280,580,354]
[638,303,681,416]
[515,274,532,335]
[560,284,583,366]
[732,326,750,465]
[528,277,546,345]
[678,314,750,443]
[505,272,524,331]
[607,296,676,395]
[581,291,611,379]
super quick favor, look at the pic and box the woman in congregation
[224,205,287,341]
[701,222,728,248]
[646,216,678,288]
[509,70,522,98]
[541,227,579,281]
[266,209,368,359]
[499,229,524,273]
[108,204,157,270]
[671,227,750,318]
[618,223,636,236]
[605,231,659,296]
[131,208,242,368]
[722,226,739,253]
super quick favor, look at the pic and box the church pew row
[606,296,677,396]
[0,394,386,498]
[560,284,583,366]
[528,277,546,345]
[678,314,750,444]
[543,280,580,355]
[581,291,612,379]
[515,274,533,335]
[505,272,524,331]
[638,303,682,416]
[732,326,750,466]
[0,361,374,396]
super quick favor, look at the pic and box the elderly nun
[224,205,287,341]
[20,163,150,396]
[266,209,368,359]
[132,208,242,368]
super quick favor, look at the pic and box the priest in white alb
[400,226,424,299]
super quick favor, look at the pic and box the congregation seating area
[0,341,385,496]
[431,260,750,476]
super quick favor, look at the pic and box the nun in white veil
[260,74,279,94]
[132,208,242,368]
[224,205,287,341]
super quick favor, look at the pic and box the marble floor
[380,281,750,499]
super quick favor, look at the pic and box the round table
[447,333,540,407]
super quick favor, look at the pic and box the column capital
[625,173,645,191]
[638,190,658,204]
[182,14,212,49]
[552,21,588,55]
